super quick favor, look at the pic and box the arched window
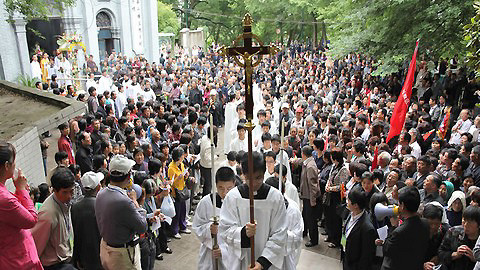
[96,12,112,28]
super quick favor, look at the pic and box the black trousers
[200,165,212,197]
[140,236,156,270]
[325,192,342,246]
[302,197,320,244]
[156,224,169,254]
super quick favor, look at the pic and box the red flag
[371,146,379,170]
[437,107,451,140]
[386,41,420,143]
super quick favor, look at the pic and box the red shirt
[58,135,75,165]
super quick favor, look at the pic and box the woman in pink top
[0,141,43,269]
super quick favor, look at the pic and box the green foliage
[17,74,39,88]
[321,0,474,75]
[158,1,180,34]
[160,0,320,45]
[4,0,75,21]
[464,1,480,79]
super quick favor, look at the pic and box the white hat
[281,103,289,109]
[109,155,135,175]
[80,171,104,190]
[210,89,217,96]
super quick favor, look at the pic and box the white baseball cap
[80,171,104,190]
[109,155,135,175]
[281,103,290,109]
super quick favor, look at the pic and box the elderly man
[291,146,320,247]
[377,151,391,175]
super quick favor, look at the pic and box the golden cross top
[218,13,279,120]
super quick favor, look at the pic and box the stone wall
[0,80,87,191]
[179,28,205,56]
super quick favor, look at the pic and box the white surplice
[224,101,237,153]
[283,198,303,270]
[192,194,228,270]
[219,184,287,270]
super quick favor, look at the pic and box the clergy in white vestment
[271,135,293,183]
[219,151,287,270]
[193,167,237,270]
[97,70,112,95]
[223,94,237,154]
[274,164,301,208]
[230,124,248,153]
[264,177,303,270]
[114,84,127,116]
[31,55,42,81]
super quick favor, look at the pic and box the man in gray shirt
[95,155,147,270]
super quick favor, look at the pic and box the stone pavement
[44,126,341,270]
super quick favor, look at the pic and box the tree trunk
[321,20,327,49]
[313,15,318,50]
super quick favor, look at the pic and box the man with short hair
[414,155,432,189]
[95,155,148,269]
[32,168,76,270]
[343,189,377,270]
[220,151,287,270]
[420,173,444,205]
[75,132,93,175]
[381,186,430,270]
[292,146,320,247]
[87,87,98,114]
[72,172,104,270]
[470,145,480,186]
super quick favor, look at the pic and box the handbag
[160,195,176,218]
[174,187,190,201]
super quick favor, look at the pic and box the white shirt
[31,61,42,80]
[345,210,365,239]
[410,141,422,159]
[230,136,248,153]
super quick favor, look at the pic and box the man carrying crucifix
[219,151,287,270]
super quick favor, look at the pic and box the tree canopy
[4,0,75,21]
[160,0,476,74]
[158,1,180,34]
[465,1,480,79]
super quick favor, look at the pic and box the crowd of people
[1,41,480,270]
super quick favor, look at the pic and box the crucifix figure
[219,13,279,269]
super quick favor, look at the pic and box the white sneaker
[173,233,181,239]
[180,229,191,234]
[186,220,193,227]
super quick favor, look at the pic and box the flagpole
[279,120,285,194]
[209,114,219,270]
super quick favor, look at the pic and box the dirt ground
[0,88,61,140]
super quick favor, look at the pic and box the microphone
[374,203,399,221]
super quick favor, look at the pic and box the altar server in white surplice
[193,167,237,270]
[220,151,287,270]
[264,176,303,270]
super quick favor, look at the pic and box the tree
[465,1,480,79]
[319,0,475,75]
[158,1,180,33]
[4,0,75,21]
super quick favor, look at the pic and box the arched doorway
[96,11,115,61]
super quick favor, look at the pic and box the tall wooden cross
[219,13,279,268]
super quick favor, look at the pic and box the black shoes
[305,241,318,247]
[156,254,164,260]
[163,247,173,254]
